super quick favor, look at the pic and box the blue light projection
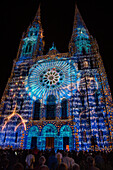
[26,124,73,151]
[0,5,113,151]
[75,28,91,54]
[20,26,39,59]
[59,125,73,150]
[25,59,77,103]
[26,126,39,149]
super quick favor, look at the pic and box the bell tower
[69,4,113,150]
[69,5,98,56]
[17,5,44,61]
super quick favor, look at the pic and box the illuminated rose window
[25,60,77,103]
[39,67,64,88]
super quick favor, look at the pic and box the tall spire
[32,4,41,25]
[69,4,91,54]
[18,3,44,60]
[73,5,88,31]
[71,4,90,40]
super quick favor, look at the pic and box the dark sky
[0,0,113,99]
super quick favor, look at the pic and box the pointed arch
[2,104,27,132]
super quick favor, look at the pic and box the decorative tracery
[25,60,77,103]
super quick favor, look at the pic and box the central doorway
[63,137,69,150]
[31,137,37,149]
[46,137,54,149]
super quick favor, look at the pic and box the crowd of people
[0,147,113,170]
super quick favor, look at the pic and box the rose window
[25,60,77,103]
[39,67,64,88]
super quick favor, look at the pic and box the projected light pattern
[2,104,27,131]
[0,4,113,151]
[25,60,77,103]
[26,124,73,150]
[75,28,91,54]
[77,76,98,96]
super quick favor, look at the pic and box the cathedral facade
[0,4,113,151]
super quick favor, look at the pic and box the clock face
[25,60,77,103]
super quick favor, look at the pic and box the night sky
[0,0,113,99]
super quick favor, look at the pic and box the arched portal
[59,125,73,150]
[41,124,58,150]
[26,126,39,149]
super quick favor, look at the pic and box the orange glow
[2,103,27,131]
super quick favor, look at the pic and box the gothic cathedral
[0,4,113,151]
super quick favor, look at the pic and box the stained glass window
[25,60,77,104]
[46,95,56,120]
[33,100,40,120]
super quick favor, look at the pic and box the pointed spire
[72,4,89,34]
[71,3,90,39]
[32,3,41,25]
[47,42,59,55]
[51,42,56,50]
[69,4,91,54]
[36,4,41,23]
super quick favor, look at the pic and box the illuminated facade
[0,4,113,151]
